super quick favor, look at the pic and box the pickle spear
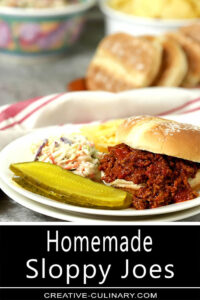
[10,162,132,209]
[13,177,71,203]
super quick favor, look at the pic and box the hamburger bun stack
[86,23,200,92]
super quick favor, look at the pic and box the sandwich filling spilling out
[99,143,200,210]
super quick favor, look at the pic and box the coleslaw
[32,135,102,179]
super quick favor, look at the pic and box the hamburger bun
[86,33,163,92]
[167,32,200,87]
[142,35,188,87]
[117,116,200,163]
[153,36,188,87]
[180,23,200,44]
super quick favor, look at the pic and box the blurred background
[0,2,102,105]
[1,0,200,105]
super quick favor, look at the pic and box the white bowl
[99,0,200,36]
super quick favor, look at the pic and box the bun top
[117,116,200,163]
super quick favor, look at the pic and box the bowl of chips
[100,0,200,36]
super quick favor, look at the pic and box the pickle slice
[13,177,71,204]
[10,162,132,209]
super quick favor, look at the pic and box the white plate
[1,123,200,217]
[1,178,200,222]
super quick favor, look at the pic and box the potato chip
[108,0,200,19]
[80,119,123,152]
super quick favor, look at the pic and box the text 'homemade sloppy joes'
[99,116,200,210]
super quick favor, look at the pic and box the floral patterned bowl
[0,0,95,57]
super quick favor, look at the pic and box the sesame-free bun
[180,23,200,44]
[86,33,163,92]
[167,32,200,87]
[117,116,200,163]
[154,36,188,87]
[143,35,188,87]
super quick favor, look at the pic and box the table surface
[0,8,199,222]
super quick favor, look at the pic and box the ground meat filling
[99,143,200,209]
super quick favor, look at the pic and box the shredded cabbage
[32,135,102,180]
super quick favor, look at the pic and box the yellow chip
[108,0,200,19]
[81,119,123,152]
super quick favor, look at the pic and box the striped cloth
[1,89,200,150]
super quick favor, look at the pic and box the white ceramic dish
[1,121,200,217]
[99,0,200,36]
[1,177,200,222]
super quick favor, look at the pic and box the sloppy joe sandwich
[99,116,200,210]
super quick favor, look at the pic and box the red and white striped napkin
[1,88,200,150]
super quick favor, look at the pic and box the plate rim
[1,178,200,222]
